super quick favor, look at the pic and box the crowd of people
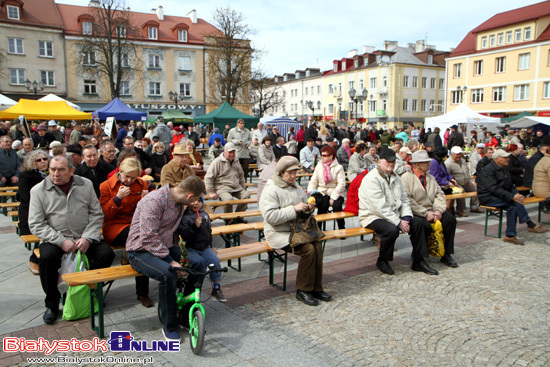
[5,115,550,343]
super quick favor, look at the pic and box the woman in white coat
[307,145,347,230]
[259,156,332,306]
[257,136,275,170]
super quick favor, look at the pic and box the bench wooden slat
[208,198,257,208]
[323,227,374,240]
[21,234,40,244]
[0,192,17,197]
[0,186,18,191]
[445,192,477,200]
[211,210,262,221]
[217,241,271,262]
[0,202,20,208]
[204,191,257,200]
[62,265,140,287]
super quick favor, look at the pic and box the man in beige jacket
[402,150,458,268]
[205,143,250,213]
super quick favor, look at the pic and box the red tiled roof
[0,0,63,29]
[449,1,550,57]
[56,4,219,45]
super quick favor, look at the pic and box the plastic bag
[427,220,445,257]
[62,251,98,321]
[58,252,85,294]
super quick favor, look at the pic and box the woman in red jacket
[99,158,153,308]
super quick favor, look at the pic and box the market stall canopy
[38,93,81,111]
[260,115,286,123]
[500,111,533,123]
[507,116,550,128]
[92,97,147,121]
[0,99,92,120]
[0,94,16,111]
[193,102,259,129]
[424,104,501,140]
[161,109,193,124]
[268,117,301,141]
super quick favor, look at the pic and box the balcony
[378,87,388,95]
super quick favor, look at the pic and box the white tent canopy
[260,115,286,123]
[0,93,16,111]
[424,104,501,140]
[38,93,81,111]
[507,116,550,128]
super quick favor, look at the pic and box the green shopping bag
[62,251,98,321]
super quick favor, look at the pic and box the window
[497,33,504,46]
[305,88,308,96]
[117,25,126,38]
[311,86,314,95]
[40,70,55,86]
[290,90,294,97]
[349,81,354,90]
[496,56,506,73]
[492,86,506,102]
[514,85,529,101]
[451,91,463,104]
[84,80,97,94]
[9,69,25,85]
[180,83,191,97]
[519,53,530,70]
[481,36,487,48]
[439,78,445,89]
[544,82,550,99]
[402,99,408,111]
[412,76,418,88]
[453,63,462,78]
[471,88,483,103]
[178,30,188,42]
[437,100,443,112]
[119,52,129,68]
[506,31,513,44]
[7,38,23,54]
[411,99,418,112]
[430,78,436,89]
[179,56,191,70]
[421,99,427,112]
[354,60,358,68]
[489,35,495,47]
[148,54,160,68]
[370,77,377,89]
[149,82,161,95]
[7,5,20,20]
[82,51,95,65]
[428,55,433,64]
[515,29,521,42]
[403,76,409,87]
[333,64,337,72]
[383,76,387,87]
[148,27,158,40]
[119,81,130,95]
[474,60,483,76]
[368,100,376,112]
[83,21,92,35]
[38,41,54,57]
[524,27,531,40]
[421,77,427,88]
[328,84,334,94]
[338,83,342,93]
[317,85,321,94]
[328,104,334,114]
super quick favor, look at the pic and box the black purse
[289,208,325,247]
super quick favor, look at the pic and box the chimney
[384,40,398,51]
[347,49,358,58]
[187,9,197,24]
[156,6,164,21]
[89,0,100,7]
[362,45,375,54]
[415,40,425,53]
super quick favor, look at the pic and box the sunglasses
[35,158,48,162]
[321,154,330,157]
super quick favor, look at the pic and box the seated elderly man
[395,146,412,176]
[0,135,21,186]
[205,142,250,213]
[359,149,438,276]
[160,144,195,186]
[401,150,458,268]
[477,149,548,245]
[445,146,482,216]
[29,155,115,325]
[300,138,319,173]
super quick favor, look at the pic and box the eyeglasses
[35,158,48,162]
[321,154,330,157]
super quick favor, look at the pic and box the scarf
[344,145,351,159]
[322,159,334,183]
[272,173,298,189]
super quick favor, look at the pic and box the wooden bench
[0,186,18,191]
[0,191,17,203]
[480,196,548,238]
[207,198,257,208]
[8,211,18,221]
[210,209,262,222]
[204,191,257,201]
[445,192,477,200]
[21,234,39,251]
[0,201,20,215]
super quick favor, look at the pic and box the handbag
[62,251,98,321]
[427,220,445,257]
[289,208,325,247]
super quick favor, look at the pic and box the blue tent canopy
[266,117,301,140]
[92,98,147,121]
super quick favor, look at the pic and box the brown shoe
[138,295,153,308]
[456,211,468,217]
[29,261,39,275]
[503,236,524,245]
[470,208,483,213]
[528,225,549,234]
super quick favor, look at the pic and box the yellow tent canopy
[0,99,91,120]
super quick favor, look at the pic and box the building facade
[446,1,550,118]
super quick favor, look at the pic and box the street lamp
[24,79,44,95]
[307,100,321,123]
[348,88,368,121]
[457,85,468,104]
[168,91,179,108]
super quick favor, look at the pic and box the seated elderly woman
[336,138,351,171]
[259,156,332,306]
[307,145,346,230]
[401,150,459,268]
[429,146,458,213]
[257,136,275,170]
[149,142,170,181]
[184,139,205,178]
[364,144,379,168]
[347,142,367,182]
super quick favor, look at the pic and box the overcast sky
[58,0,544,76]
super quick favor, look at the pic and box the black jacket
[177,206,212,251]
[506,154,524,187]
[273,144,288,159]
[476,160,517,205]
[17,169,45,235]
[304,126,318,142]
[74,159,115,198]
[150,152,169,177]
[447,131,464,149]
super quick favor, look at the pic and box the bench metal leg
[484,209,503,238]
[257,230,265,261]
[90,280,115,338]
[268,250,287,291]
[221,233,241,272]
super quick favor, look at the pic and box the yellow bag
[427,220,445,257]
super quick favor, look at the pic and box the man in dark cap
[447,125,464,150]
[66,144,83,168]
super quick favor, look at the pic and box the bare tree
[205,7,259,106]
[251,70,284,117]
[78,0,143,99]
[0,49,6,80]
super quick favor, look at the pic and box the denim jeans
[128,246,181,332]
[186,247,222,284]
[484,197,531,237]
